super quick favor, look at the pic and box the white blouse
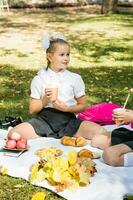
[30,67,85,107]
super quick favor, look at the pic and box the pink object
[5,139,17,149]
[77,102,122,125]
[16,139,27,149]
[8,132,22,141]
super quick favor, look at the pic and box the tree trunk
[101,0,118,14]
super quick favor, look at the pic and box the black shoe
[0,116,23,129]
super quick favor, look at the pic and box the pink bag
[77,102,122,125]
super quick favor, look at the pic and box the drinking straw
[123,92,130,109]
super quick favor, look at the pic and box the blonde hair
[46,38,69,69]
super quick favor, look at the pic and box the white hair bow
[42,34,66,50]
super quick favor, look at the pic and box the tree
[101,0,118,14]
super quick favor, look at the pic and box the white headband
[42,34,66,50]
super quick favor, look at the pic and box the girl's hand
[45,88,58,102]
[112,109,133,125]
[52,100,69,112]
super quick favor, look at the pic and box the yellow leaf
[79,171,89,186]
[0,166,8,175]
[53,170,62,182]
[1,167,8,175]
[68,166,79,181]
[36,169,47,182]
[67,179,79,192]
[67,150,77,166]
[55,157,68,171]
[30,163,39,182]
[31,192,46,200]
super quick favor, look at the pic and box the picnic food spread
[30,146,97,192]
[61,136,87,147]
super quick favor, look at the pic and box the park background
[0,0,133,199]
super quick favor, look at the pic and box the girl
[91,109,133,166]
[8,34,106,139]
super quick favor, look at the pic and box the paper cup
[113,108,126,125]
[46,87,58,102]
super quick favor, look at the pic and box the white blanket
[0,125,133,200]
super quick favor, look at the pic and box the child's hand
[45,88,58,102]
[112,109,133,125]
[52,100,69,112]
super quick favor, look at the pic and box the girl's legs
[8,122,40,139]
[75,120,108,140]
[102,144,132,166]
[91,132,111,149]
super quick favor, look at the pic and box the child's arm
[29,96,49,114]
[112,109,133,125]
[52,96,88,113]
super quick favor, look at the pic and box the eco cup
[113,108,126,125]
[45,87,58,102]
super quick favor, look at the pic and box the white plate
[3,146,30,152]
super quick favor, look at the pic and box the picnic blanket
[0,125,133,200]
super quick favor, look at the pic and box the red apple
[16,139,27,149]
[5,139,17,149]
[8,132,22,141]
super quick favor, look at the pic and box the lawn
[0,5,133,200]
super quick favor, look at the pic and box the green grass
[0,5,133,200]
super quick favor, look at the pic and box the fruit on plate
[16,138,27,149]
[5,139,17,149]
[5,132,28,149]
[8,132,22,141]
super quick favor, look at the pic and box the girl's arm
[52,96,88,113]
[29,96,49,114]
[112,109,133,125]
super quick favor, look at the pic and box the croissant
[78,149,93,159]
[75,137,87,147]
[61,136,87,147]
[61,136,76,146]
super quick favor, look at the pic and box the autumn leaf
[67,150,77,166]
[30,163,39,182]
[31,192,46,200]
[0,166,8,175]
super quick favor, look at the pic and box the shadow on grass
[1,64,133,121]
[0,48,28,57]
[0,8,133,33]
[69,34,133,63]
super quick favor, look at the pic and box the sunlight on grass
[0,7,132,70]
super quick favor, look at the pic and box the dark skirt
[111,127,133,150]
[28,107,82,138]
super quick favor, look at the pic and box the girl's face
[47,44,70,72]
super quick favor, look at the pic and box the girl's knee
[91,134,111,149]
[102,147,121,166]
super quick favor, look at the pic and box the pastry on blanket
[75,137,87,147]
[78,149,93,159]
[61,136,76,146]
[35,146,62,158]
[61,136,87,147]
[78,149,101,159]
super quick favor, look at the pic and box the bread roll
[78,149,93,159]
